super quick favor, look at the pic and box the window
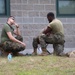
[56,0,75,17]
[0,0,10,17]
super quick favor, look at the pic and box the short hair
[47,12,55,18]
[8,16,14,19]
[7,16,15,21]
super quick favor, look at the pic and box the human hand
[21,42,26,47]
[14,23,19,28]
[46,33,51,36]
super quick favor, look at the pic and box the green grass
[0,55,75,75]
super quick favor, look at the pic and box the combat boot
[32,49,37,55]
[39,48,49,56]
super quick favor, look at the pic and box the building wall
[0,0,75,49]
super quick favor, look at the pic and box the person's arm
[7,32,26,47]
[42,26,52,34]
[14,23,21,35]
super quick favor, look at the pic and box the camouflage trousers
[3,35,25,54]
[33,33,65,55]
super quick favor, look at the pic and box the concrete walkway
[0,48,75,56]
[20,48,75,55]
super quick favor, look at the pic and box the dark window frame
[0,0,10,17]
[56,0,75,17]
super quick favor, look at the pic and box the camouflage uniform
[1,23,25,55]
[39,33,65,55]
[33,36,39,49]
[2,35,25,54]
[33,19,65,56]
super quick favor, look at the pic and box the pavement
[19,48,75,55]
[0,48,75,56]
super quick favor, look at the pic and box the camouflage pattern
[15,35,23,42]
[32,36,39,48]
[3,35,25,53]
[33,33,65,56]
[53,43,64,55]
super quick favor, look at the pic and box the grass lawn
[0,55,75,75]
